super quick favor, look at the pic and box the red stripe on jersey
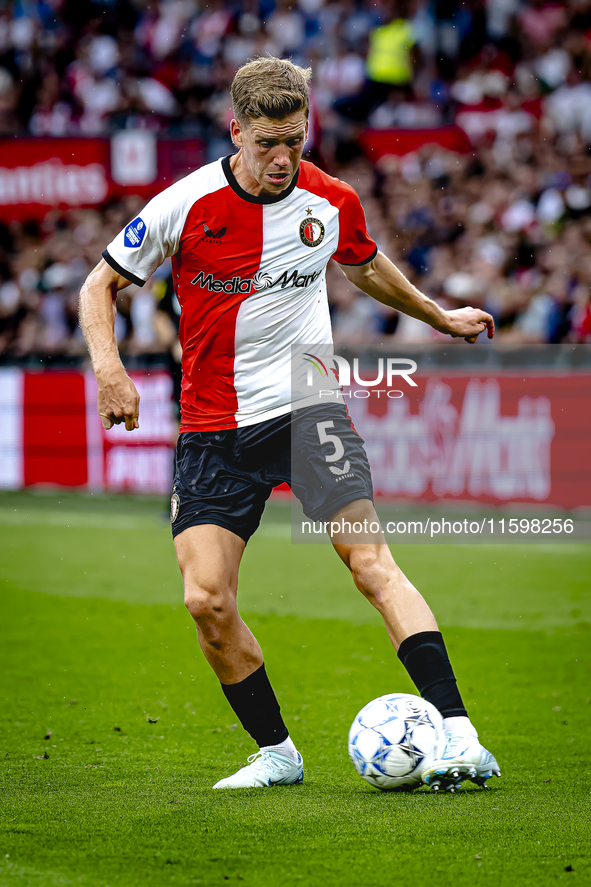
[175,187,264,431]
[297,161,377,266]
[23,372,88,486]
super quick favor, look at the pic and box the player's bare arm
[79,258,140,431]
[340,250,495,343]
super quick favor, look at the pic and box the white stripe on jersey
[232,187,341,426]
[105,160,227,284]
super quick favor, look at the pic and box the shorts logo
[300,218,325,248]
[124,217,146,248]
[329,460,351,477]
[170,492,180,523]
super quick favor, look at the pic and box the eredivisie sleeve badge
[299,217,325,247]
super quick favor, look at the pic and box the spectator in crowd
[365,0,417,104]
[0,0,590,360]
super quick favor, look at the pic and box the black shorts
[171,403,373,543]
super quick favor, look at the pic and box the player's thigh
[329,497,384,550]
[171,430,266,609]
[174,523,245,601]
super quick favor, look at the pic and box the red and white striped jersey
[104,156,377,431]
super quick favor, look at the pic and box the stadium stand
[0,0,590,362]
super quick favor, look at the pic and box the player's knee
[348,548,390,606]
[183,581,230,624]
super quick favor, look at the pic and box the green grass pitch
[1,490,590,887]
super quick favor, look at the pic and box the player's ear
[230,118,243,148]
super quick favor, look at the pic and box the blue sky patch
[124,217,147,249]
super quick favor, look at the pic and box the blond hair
[231,57,311,125]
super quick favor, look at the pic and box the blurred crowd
[0,0,591,361]
[0,200,181,361]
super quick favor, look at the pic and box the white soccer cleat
[422,733,501,792]
[212,750,304,789]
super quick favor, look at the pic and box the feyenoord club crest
[299,217,325,247]
[170,492,180,523]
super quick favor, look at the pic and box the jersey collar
[222,155,300,205]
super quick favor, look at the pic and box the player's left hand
[443,307,495,343]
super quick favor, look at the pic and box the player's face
[230,112,308,196]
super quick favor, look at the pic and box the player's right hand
[97,371,140,431]
[444,307,495,343]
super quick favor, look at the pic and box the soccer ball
[348,693,444,791]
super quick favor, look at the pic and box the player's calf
[344,544,438,648]
[347,546,393,607]
[185,589,263,683]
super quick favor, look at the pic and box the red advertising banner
[23,371,88,487]
[0,139,111,221]
[0,368,176,494]
[1,368,589,509]
[346,373,591,510]
[358,126,473,161]
[0,137,205,221]
[85,371,177,494]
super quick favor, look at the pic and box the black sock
[221,664,289,747]
[397,631,467,718]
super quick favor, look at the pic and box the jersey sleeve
[102,184,187,287]
[332,184,378,266]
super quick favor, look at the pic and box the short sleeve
[103,183,188,287]
[332,185,378,266]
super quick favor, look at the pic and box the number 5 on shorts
[316,421,345,463]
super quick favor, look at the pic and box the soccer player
[80,57,500,792]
